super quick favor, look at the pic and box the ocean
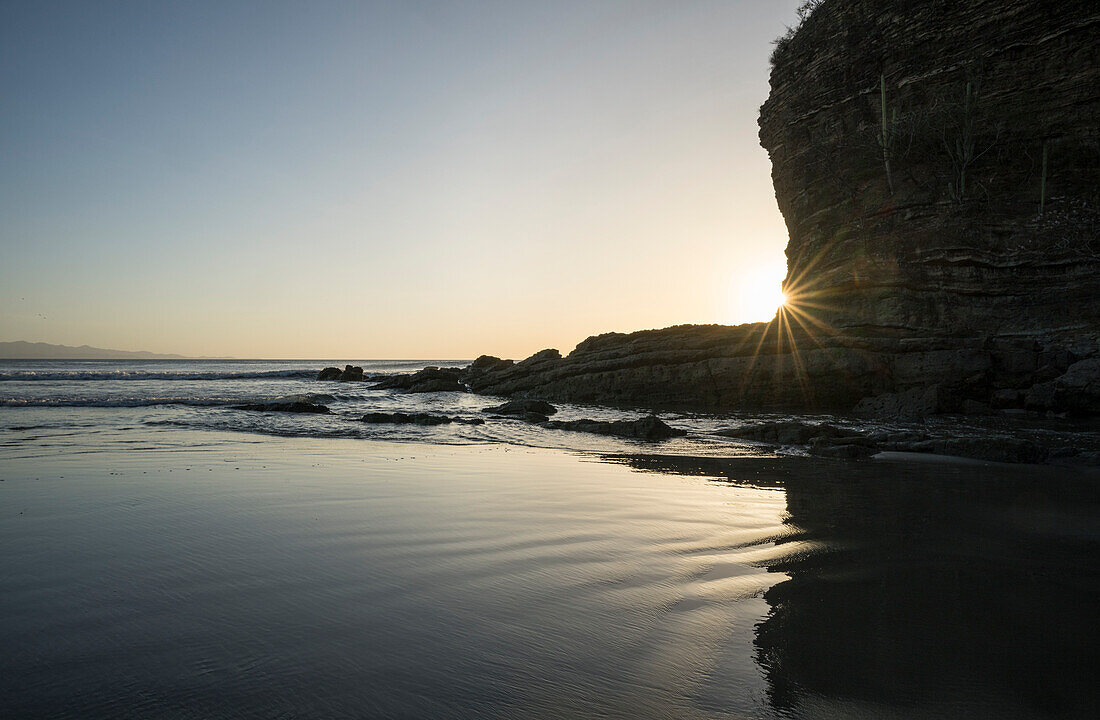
[0,358,775,455]
[1,359,1097,718]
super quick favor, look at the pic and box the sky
[1,0,804,359]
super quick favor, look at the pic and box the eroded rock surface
[460,0,1099,418]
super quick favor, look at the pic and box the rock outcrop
[720,420,1098,465]
[539,415,686,441]
[373,367,464,393]
[483,400,558,417]
[468,355,514,373]
[763,0,1100,340]
[338,365,365,382]
[462,0,1099,417]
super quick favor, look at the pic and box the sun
[735,272,788,323]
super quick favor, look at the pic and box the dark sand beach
[3,399,1097,718]
[3,0,1098,716]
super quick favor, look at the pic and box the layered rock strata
[466,0,1100,416]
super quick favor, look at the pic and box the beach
[2,433,787,718]
[4,0,1098,716]
[3,370,1098,718]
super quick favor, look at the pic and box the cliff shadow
[607,454,1100,717]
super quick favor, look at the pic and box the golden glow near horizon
[0,2,810,360]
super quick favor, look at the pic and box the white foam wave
[1,393,329,408]
[0,369,316,382]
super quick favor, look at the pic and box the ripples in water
[2,429,1097,717]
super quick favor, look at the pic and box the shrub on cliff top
[771,0,826,65]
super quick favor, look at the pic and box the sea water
[1,360,1097,718]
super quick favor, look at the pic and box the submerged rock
[719,421,847,445]
[233,401,331,414]
[888,438,1049,465]
[540,415,686,441]
[360,412,483,426]
[810,443,879,459]
[483,399,558,416]
[317,367,342,381]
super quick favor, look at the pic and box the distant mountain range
[0,341,205,359]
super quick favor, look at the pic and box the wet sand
[1,433,1096,718]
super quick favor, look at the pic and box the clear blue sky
[1,0,803,358]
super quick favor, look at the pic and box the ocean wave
[0,393,330,409]
[0,369,317,382]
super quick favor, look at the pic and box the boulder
[460,355,516,385]
[1024,382,1058,411]
[317,367,342,381]
[540,415,686,441]
[372,374,414,390]
[483,399,558,416]
[853,385,953,420]
[719,421,846,445]
[519,348,562,365]
[990,389,1022,409]
[1056,358,1100,410]
[338,365,364,382]
[809,443,878,459]
[469,355,514,372]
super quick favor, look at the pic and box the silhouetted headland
[0,341,192,360]
[477,0,1099,416]
[320,0,1100,464]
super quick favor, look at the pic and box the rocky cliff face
[466,0,1099,417]
[762,0,1100,339]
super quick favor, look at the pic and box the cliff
[468,0,1100,417]
[762,0,1100,338]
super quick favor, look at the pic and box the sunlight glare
[735,271,787,323]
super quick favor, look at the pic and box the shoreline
[4,428,1096,718]
[3,355,1097,468]
[311,360,1100,468]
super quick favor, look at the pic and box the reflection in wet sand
[608,454,1100,718]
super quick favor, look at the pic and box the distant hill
[0,341,193,359]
